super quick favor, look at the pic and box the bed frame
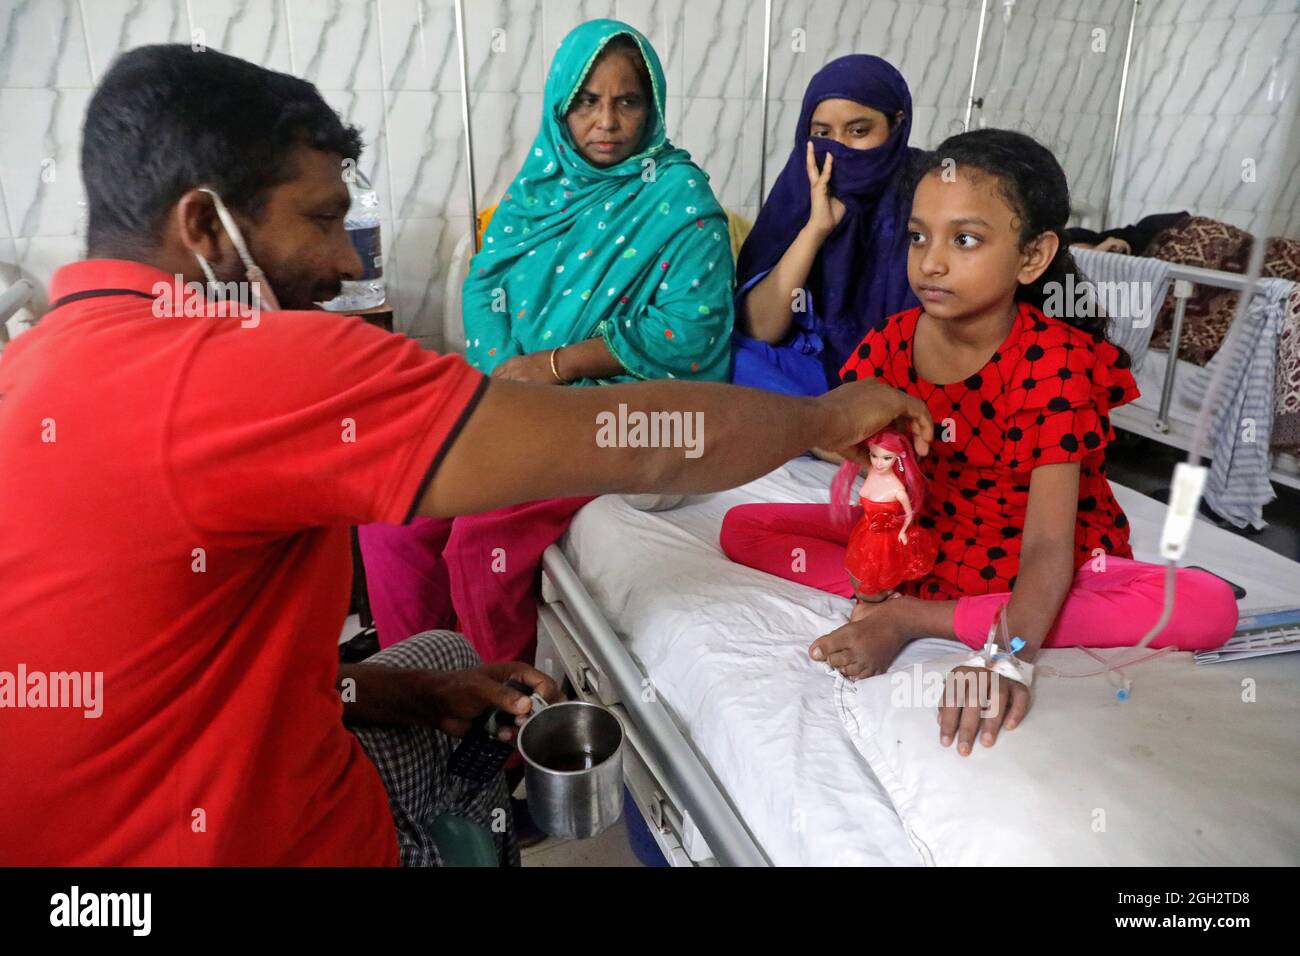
[1109,261,1300,492]
[537,544,770,867]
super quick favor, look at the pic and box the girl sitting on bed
[720,129,1240,752]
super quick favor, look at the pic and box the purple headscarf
[737,55,920,385]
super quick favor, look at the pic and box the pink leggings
[719,503,1239,651]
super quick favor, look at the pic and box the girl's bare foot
[848,590,895,623]
[815,594,914,680]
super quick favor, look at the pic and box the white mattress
[561,457,1300,866]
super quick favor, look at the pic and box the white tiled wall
[1109,0,1300,239]
[967,0,1131,229]
[2,0,1296,348]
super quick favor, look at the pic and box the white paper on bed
[836,648,1300,865]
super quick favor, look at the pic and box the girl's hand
[938,665,1032,756]
[805,141,846,239]
[491,351,562,385]
[897,528,909,545]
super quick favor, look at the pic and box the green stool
[430,814,499,867]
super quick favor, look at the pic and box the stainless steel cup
[517,699,624,840]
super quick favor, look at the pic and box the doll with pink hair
[831,427,937,619]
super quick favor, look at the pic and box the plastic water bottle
[321,167,386,312]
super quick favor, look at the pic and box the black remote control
[447,680,534,784]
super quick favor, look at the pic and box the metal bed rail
[539,543,771,867]
[1112,260,1300,491]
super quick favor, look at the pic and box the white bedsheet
[561,458,1300,866]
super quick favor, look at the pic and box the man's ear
[1018,230,1060,286]
[173,189,227,263]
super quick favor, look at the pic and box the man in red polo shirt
[0,45,931,865]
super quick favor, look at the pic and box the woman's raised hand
[805,141,846,238]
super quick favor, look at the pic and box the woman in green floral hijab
[462,19,734,385]
[360,21,735,670]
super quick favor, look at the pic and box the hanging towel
[1072,247,1173,373]
[1183,277,1296,529]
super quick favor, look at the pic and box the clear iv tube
[1132,235,1267,656]
[1133,560,1176,650]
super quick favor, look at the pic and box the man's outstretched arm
[420,377,933,517]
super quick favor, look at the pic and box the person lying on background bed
[731,54,920,397]
[0,44,932,866]
[358,19,735,666]
[721,130,1239,757]
[1065,210,1189,256]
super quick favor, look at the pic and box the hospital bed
[1096,259,1300,493]
[1116,345,1300,492]
[536,459,1300,866]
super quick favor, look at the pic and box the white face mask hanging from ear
[194,187,283,313]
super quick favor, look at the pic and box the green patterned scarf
[461,19,734,385]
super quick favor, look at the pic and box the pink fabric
[358,517,457,645]
[720,503,859,598]
[358,496,593,662]
[720,502,1239,652]
[443,497,593,663]
[949,557,1238,652]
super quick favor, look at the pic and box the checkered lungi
[348,630,520,867]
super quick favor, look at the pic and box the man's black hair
[82,44,363,255]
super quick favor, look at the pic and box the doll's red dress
[844,498,938,594]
